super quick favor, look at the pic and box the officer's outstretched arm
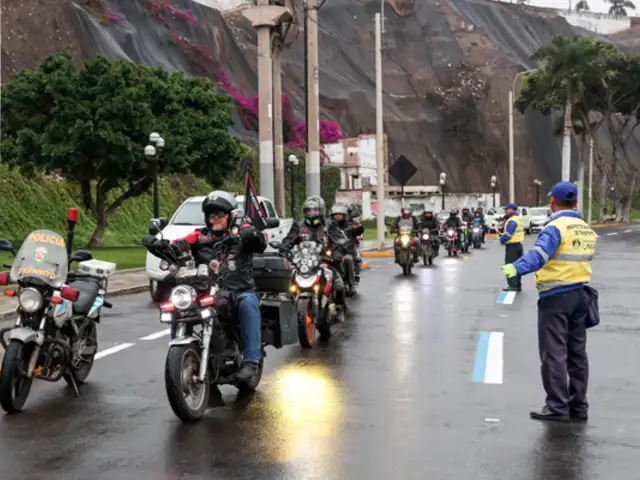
[512,227,561,276]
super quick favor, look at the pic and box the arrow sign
[388,154,417,187]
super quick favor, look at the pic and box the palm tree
[575,0,590,11]
[606,0,636,16]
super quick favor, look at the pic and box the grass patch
[0,165,211,248]
[0,246,146,271]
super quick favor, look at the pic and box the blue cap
[548,181,578,201]
[505,202,518,211]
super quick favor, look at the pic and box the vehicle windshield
[170,201,204,226]
[10,230,69,288]
[529,208,549,216]
[292,241,320,272]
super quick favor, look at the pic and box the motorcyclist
[391,206,420,263]
[461,207,473,244]
[419,209,440,255]
[476,207,487,242]
[170,191,267,383]
[279,196,348,318]
[330,204,365,284]
[444,209,463,248]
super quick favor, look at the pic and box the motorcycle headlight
[447,229,454,236]
[170,286,194,310]
[422,234,429,240]
[19,287,43,313]
[400,235,410,246]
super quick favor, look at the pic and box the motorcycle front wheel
[0,341,35,414]
[65,319,98,385]
[165,344,210,422]
[297,298,317,348]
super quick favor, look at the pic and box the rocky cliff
[1,0,639,202]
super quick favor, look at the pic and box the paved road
[0,226,639,479]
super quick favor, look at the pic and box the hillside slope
[2,0,639,203]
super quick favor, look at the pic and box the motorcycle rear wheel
[0,341,34,414]
[165,344,210,422]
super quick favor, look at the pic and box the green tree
[1,51,242,247]
[607,0,636,16]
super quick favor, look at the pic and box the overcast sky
[503,0,638,15]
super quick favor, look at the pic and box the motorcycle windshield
[398,220,413,235]
[293,241,320,275]
[10,230,69,288]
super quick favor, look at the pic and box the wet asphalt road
[1,225,640,480]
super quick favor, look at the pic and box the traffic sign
[388,154,417,186]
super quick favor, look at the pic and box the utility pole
[588,136,594,224]
[375,12,385,250]
[561,98,572,182]
[305,0,321,197]
[508,90,515,203]
[242,1,291,201]
[273,40,285,216]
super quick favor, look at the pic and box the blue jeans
[236,292,262,364]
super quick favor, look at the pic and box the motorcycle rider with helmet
[169,191,267,384]
[444,209,463,249]
[330,203,365,284]
[420,209,441,256]
[472,209,487,242]
[279,196,348,319]
[476,207,487,242]
[391,206,421,263]
[461,207,473,244]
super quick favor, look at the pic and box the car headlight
[400,235,410,246]
[19,287,43,313]
[170,286,194,310]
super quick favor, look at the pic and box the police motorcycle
[394,222,417,276]
[420,228,436,266]
[470,220,483,249]
[143,221,296,421]
[0,209,114,414]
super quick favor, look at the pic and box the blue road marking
[472,332,490,383]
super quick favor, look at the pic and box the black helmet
[303,196,325,226]
[202,190,236,223]
[424,210,433,216]
[449,209,457,216]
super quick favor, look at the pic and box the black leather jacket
[279,220,347,256]
[175,219,266,294]
[391,216,420,233]
[420,215,440,231]
[444,216,462,229]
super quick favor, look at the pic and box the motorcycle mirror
[149,218,162,236]
[0,239,15,255]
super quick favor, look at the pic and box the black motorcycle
[420,228,436,266]
[143,230,294,422]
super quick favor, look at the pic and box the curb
[0,283,148,321]
[362,251,394,258]
[591,222,626,229]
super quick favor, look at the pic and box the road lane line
[139,329,171,341]
[484,332,504,384]
[624,229,632,233]
[472,332,490,383]
[95,343,135,360]
[607,232,618,236]
[496,291,516,304]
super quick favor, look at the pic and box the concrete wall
[560,11,631,34]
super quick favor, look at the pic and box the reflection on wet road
[1,229,640,479]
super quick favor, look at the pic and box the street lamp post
[288,154,299,218]
[490,175,497,208]
[533,178,542,206]
[439,173,446,210]
[146,132,165,219]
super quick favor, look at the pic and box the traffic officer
[499,202,524,292]
[502,181,597,422]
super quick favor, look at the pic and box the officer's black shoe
[530,406,570,422]
[570,410,588,422]
[236,362,259,383]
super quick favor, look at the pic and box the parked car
[487,206,532,234]
[528,206,552,233]
[145,195,293,302]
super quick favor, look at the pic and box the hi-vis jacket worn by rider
[512,210,597,297]
[499,214,524,245]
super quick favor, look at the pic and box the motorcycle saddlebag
[252,253,292,294]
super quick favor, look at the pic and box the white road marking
[95,343,135,360]
[607,232,618,236]
[623,229,632,233]
[484,332,504,385]
[139,329,171,341]
[484,418,500,423]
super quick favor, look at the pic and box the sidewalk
[0,269,149,320]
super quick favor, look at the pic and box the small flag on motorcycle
[243,172,269,231]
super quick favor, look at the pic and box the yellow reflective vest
[504,215,524,244]
[534,216,597,293]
